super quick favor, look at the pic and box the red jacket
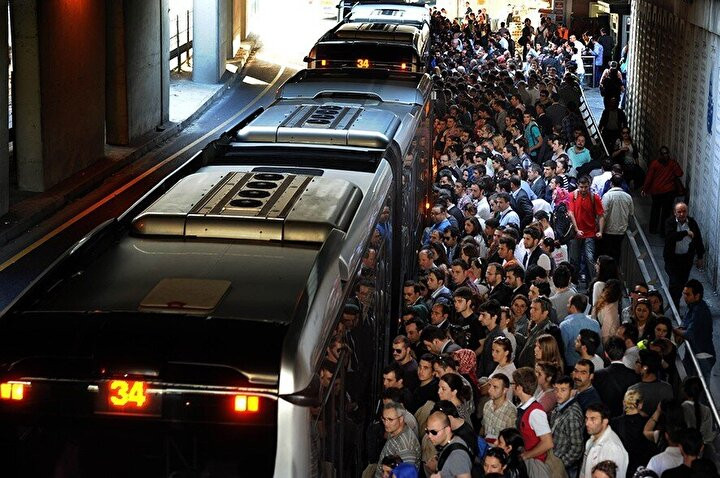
[642,158,683,195]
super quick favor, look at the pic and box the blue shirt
[423,218,450,245]
[498,208,520,228]
[559,313,601,366]
[683,299,716,357]
[520,180,538,201]
[567,146,592,170]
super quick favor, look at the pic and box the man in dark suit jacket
[592,337,639,418]
[528,164,547,200]
[663,202,705,306]
[486,263,513,306]
[509,176,534,229]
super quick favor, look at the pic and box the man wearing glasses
[372,402,421,478]
[392,336,419,392]
[425,411,472,478]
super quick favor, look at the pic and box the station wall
[627,0,720,289]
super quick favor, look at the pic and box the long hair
[536,334,564,373]
[440,372,473,403]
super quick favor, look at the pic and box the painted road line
[0,65,286,272]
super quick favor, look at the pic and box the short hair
[638,348,662,375]
[404,280,422,293]
[578,329,601,356]
[477,299,501,321]
[428,266,446,283]
[453,286,474,300]
[393,335,411,347]
[451,258,470,271]
[382,401,406,415]
[499,236,517,252]
[404,317,425,332]
[491,372,510,389]
[532,280,551,297]
[512,367,538,395]
[586,402,611,421]
[610,174,623,187]
[685,279,704,298]
[555,375,573,388]
[446,225,461,239]
[604,336,627,361]
[569,293,589,312]
[578,175,591,185]
[619,322,639,343]
[576,358,595,375]
[523,226,542,241]
[592,460,618,478]
[532,296,552,313]
[505,263,525,282]
[496,192,512,204]
[536,361,559,385]
[420,324,446,343]
[432,399,460,418]
[383,362,404,382]
[679,427,704,457]
[552,266,571,288]
[534,210,549,222]
[487,262,506,279]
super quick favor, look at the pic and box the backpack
[551,202,576,245]
[437,441,473,471]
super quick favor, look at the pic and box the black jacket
[592,362,639,418]
[663,216,705,260]
[488,283,514,307]
[511,189,534,229]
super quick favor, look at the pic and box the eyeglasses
[392,348,404,354]
[382,416,400,423]
[443,236,452,241]
[425,428,443,436]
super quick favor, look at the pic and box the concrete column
[232,0,247,53]
[11,0,105,192]
[0,0,8,215]
[193,0,232,83]
[106,0,169,146]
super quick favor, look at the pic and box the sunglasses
[392,348,404,354]
[425,428,443,436]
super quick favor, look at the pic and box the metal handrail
[578,84,610,158]
[623,215,720,429]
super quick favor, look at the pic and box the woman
[592,460,618,478]
[429,241,450,269]
[497,428,530,478]
[681,376,718,456]
[534,361,558,412]
[649,315,673,341]
[590,255,621,306]
[499,306,518,360]
[648,337,680,396]
[647,290,665,316]
[541,237,568,269]
[470,257,489,298]
[460,242,479,266]
[612,128,644,188]
[437,372,474,424]
[633,297,655,341]
[483,447,509,476]
[510,294,531,337]
[453,348,480,398]
[641,146,683,235]
[592,278,623,340]
[486,336,516,401]
[610,389,656,478]
[533,334,564,373]
[464,216,484,243]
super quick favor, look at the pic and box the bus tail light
[0,382,25,401]
[234,395,260,413]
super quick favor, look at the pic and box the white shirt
[602,187,634,235]
[591,171,612,195]
[476,196,492,221]
[647,446,683,476]
[532,198,553,215]
[581,426,629,478]
[675,220,692,255]
[524,246,552,272]
[518,397,552,436]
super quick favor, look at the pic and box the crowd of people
[317,7,718,478]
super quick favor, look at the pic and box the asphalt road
[0,57,296,312]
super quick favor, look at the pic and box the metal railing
[621,215,720,429]
[170,9,193,72]
[577,84,610,158]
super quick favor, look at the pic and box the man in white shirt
[580,403,628,478]
[496,192,520,229]
[646,425,684,476]
[601,174,634,264]
[469,180,492,221]
[591,159,613,195]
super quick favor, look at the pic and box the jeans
[570,237,596,280]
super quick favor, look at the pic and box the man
[549,267,575,321]
[505,264,529,300]
[410,353,439,414]
[567,135,592,176]
[661,428,705,478]
[383,363,414,407]
[559,294,601,366]
[421,325,460,355]
[482,373,517,443]
[498,236,521,270]
[601,174,633,263]
[511,367,554,464]
[572,359,602,413]
[427,267,452,306]
[663,202,705,306]
[522,227,552,273]
[425,411,472,478]
[392,335,419,392]
[616,323,640,370]
[374,401,422,477]
[528,164,547,200]
[597,28,614,69]
[453,286,483,352]
[568,176,605,283]
[674,279,716,378]
[443,226,462,263]
[477,300,504,377]
[430,302,451,330]
[591,159,614,195]
[449,259,479,295]
[404,318,426,358]
[580,403,628,478]
[546,93,570,129]
[627,349,674,415]
[496,192,520,229]
[550,375,585,478]
[522,112,544,162]
[592,337,639,418]
[646,424,684,477]
[486,262,513,306]
[418,247,436,272]
[516,297,563,368]
[469,180,492,221]
[509,176,535,228]
[575,329,605,373]
[403,281,430,323]
[423,204,452,245]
